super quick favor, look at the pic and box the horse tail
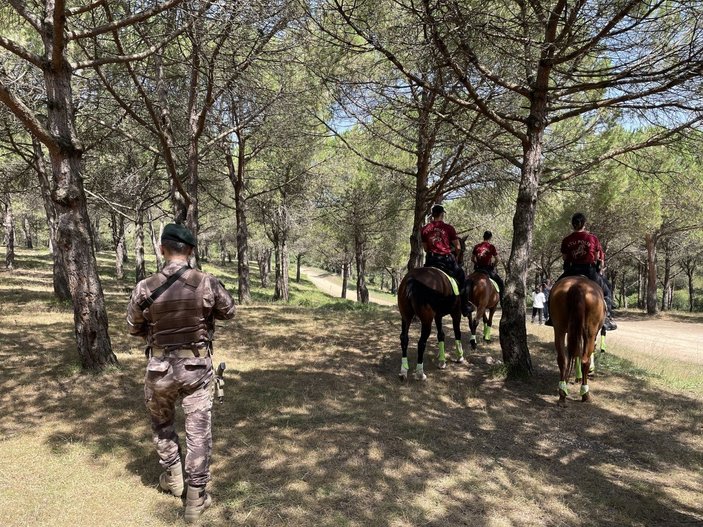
[566,284,587,380]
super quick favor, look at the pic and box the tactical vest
[145,267,209,348]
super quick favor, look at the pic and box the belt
[149,343,211,358]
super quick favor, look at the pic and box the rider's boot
[603,312,617,331]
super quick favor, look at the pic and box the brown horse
[549,276,606,406]
[397,266,466,382]
[467,271,499,349]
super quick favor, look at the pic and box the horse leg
[470,306,483,350]
[415,317,432,381]
[555,329,569,406]
[580,353,592,402]
[435,314,447,370]
[483,307,496,342]
[399,318,411,381]
[451,311,464,364]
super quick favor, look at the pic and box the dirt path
[304,267,703,363]
[301,266,395,306]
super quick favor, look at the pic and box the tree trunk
[33,139,71,301]
[148,210,164,271]
[111,212,126,280]
[39,29,117,370]
[219,238,226,266]
[134,205,146,283]
[355,237,369,304]
[23,216,33,249]
[341,261,349,299]
[258,248,272,288]
[686,269,695,312]
[226,142,251,303]
[645,233,659,315]
[274,236,289,302]
[661,239,671,311]
[4,197,15,270]
[296,253,302,283]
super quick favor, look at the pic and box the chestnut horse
[467,271,500,349]
[397,259,467,382]
[549,276,606,405]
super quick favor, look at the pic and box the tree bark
[341,261,349,299]
[148,210,164,271]
[39,18,117,370]
[257,248,272,288]
[274,235,289,301]
[661,239,671,311]
[23,216,33,249]
[111,212,126,280]
[33,139,71,301]
[355,236,369,304]
[645,233,659,315]
[3,197,15,270]
[134,205,146,283]
[296,253,302,283]
[226,141,251,303]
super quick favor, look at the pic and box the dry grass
[1,249,702,527]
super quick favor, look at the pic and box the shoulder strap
[138,265,190,311]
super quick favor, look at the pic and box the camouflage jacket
[127,261,236,346]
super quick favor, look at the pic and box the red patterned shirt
[472,241,497,266]
[421,221,458,256]
[561,231,603,265]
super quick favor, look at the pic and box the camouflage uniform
[127,261,235,488]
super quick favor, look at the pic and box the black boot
[603,314,617,331]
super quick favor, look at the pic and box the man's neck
[165,257,189,265]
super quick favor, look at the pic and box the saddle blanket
[429,267,460,295]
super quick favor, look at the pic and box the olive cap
[161,223,196,247]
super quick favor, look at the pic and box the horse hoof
[582,393,591,403]
[399,369,408,382]
[483,338,491,343]
[558,398,567,408]
[455,356,465,364]
[438,361,447,370]
[470,342,477,350]
[415,372,427,381]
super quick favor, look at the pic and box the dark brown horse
[397,264,466,382]
[467,271,499,349]
[549,276,606,406]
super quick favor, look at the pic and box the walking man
[127,223,236,523]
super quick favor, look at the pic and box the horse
[466,271,500,349]
[397,254,467,382]
[548,276,606,406]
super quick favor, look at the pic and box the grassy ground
[0,249,701,527]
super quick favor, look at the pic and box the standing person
[545,212,617,330]
[542,279,552,321]
[471,230,505,304]
[127,224,236,523]
[531,285,546,324]
[421,204,472,316]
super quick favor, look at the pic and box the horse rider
[127,223,236,523]
[471,230,505,304]
[420,204,472,317]
[545,212,617,331]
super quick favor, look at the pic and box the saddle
[472,269,500,293]
[414,266,460,296]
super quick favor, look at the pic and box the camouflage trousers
[144,355,214,487]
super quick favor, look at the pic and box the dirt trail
[301,266,395,306]
[304,267,703,363]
